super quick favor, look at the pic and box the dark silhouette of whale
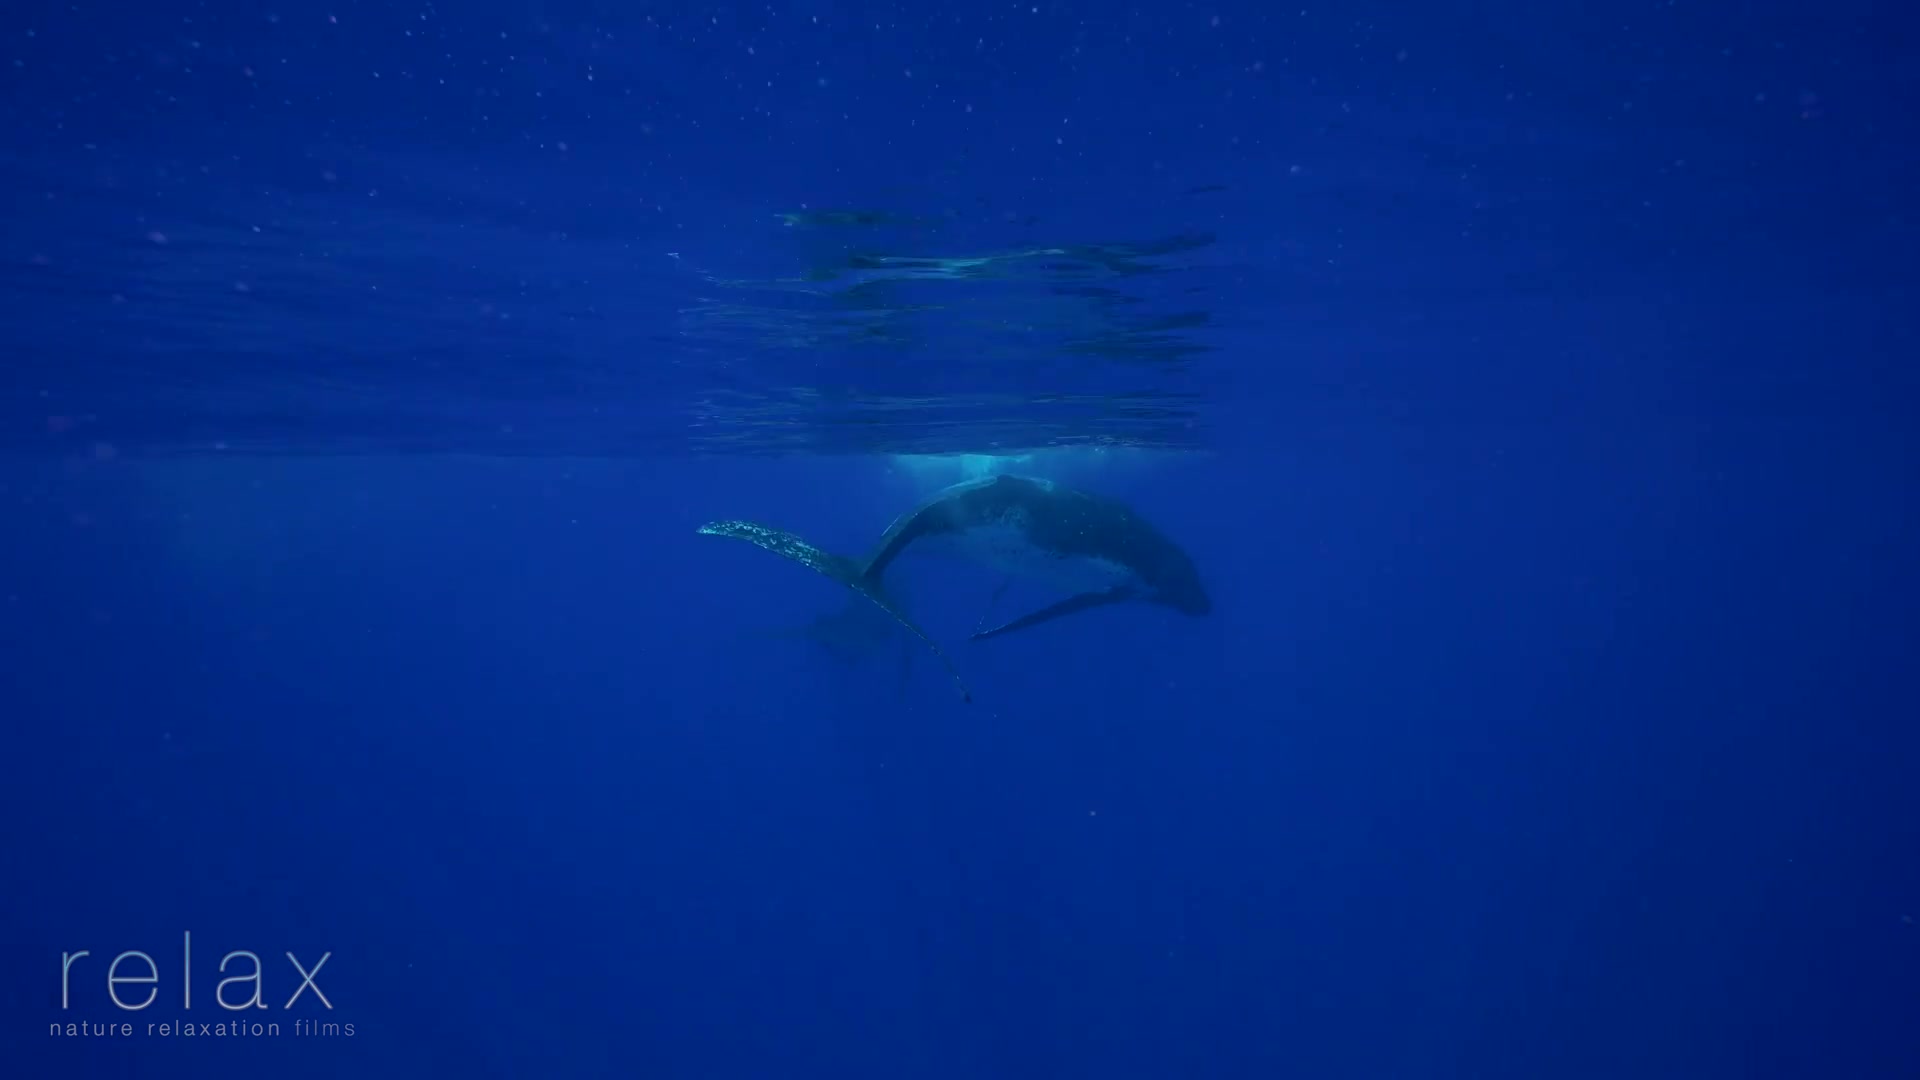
[698,474,1209,702]
[748,585,919,700]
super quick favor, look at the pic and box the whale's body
[699,474,1208,702]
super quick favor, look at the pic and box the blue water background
[3,1,1917,1077]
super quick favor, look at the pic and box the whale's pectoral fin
[697,520,866,582]
[697,520,974,704]
[970,585,1137,642]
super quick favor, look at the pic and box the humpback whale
[698,474,1209,702]
[750,586,920,699]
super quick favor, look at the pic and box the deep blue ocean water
[3,1,1916,1077]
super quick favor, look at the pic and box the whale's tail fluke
[696,520,974,703]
